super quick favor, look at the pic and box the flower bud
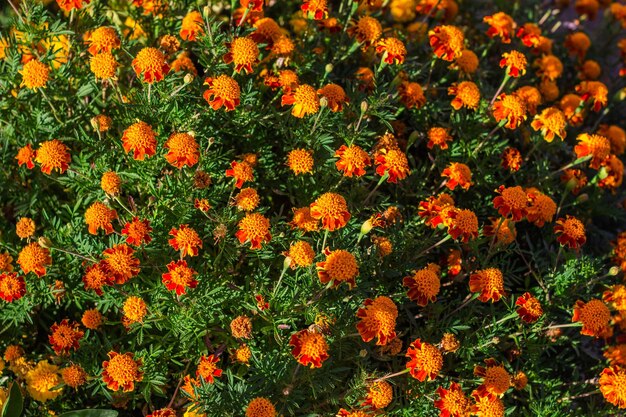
[609,266,620,276]
[38,236,52,249]
[576,193,589,203]
[360,100,368,113]
[183,73,194,84]
[324,64,333,74]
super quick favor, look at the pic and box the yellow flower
[26,361,63,402]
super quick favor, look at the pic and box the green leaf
[1,382,23,417]
[58,411,119,417]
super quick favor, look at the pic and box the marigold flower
[4,345,24,363]
[203,75,241,111]
[289,328,329,368]
[554,215,587,249]
[310,192,351,231]
[575,133,611,169]
[196,355,224,384]
[492,93,527,129]
[317,248,358,289]
[513,86,542,116]
[398,81,426,109]
[446,249,462,276]
[169,225,202,257]
[82,308,103,329]
[62,365,87,389]
[25,361,62,402]
[18,242,51,277]
[286,241,315,268]
[82,261,112,295]
[530,107,566,142]
[336,409,368,417]
[453,49,479,74]
[162,260,198,296]
[180,11,204,41]
[236,212,271,249]
[36,139,71,174]
[100,171,121,195]
[427,127,453,150]
[440,332,461,353]
[599,155,624,190]
[579,59,601,80]
[234,188,260,212]
[270,35,295,58]
[194,198,211,213]
[418,194,455,228]
[483,12,516,43]
[132,47,169,83]
[334,144,370,177]
[290,207,319,232]
[572,299,610,337]
[600,366,626,408]
[348,16,383,47]
[560,93,585,125]
[535,54,563,81]
[539,79,559,102]
[84,202,117,235]
[434,382,470,417]
[223,37,259,74]
[49,319,84,355]
[301,0,328,19]
[251,18,282,44]
[122,296,147,325]
[406,338,443,381]
[232,344,252,365]
[90,52,118,79]
[230,315,253,339]
[448,81,480,111]
[0,272,26,302]
[56,0,90,12]
[376,37,406,65]
[470,390,505,416]
[121,121,157,160]
[356,296,398,346]
[363,381,393,409]
[499,50,526,77]
[576,80,608,112]
[241,0,264,12]
[516,23,542,48]
[164,132,199,168]
[469,268,505,302]
[19,59,50,90]
[246,397,276,417]
[492,185,529,221]
[441,162,472,190]
[15,217,35,239]
[598,124,626,155]
[447,208,479,243]
[102,351,143,392]
[429,25,464,61]
[16,144,36,169]
[375,148,411,183]
[281,84,320,118]
[120,217,152,246]
[483,217,516,246]
[605,345,626,367]
[102,244,140,284]
[474,358,511,398]
[171,52,197,76]
[86,27,120,55]
[565,32,591,60]
[501,147,522,172]
[403,267,441,307]
[318,83,349,112]
[526,189,556,227]
[515,292,543,323]
[287,149,314,175]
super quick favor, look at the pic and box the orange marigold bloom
[169,224,202,257]
[363,380,393,409]
[164,132,199,168]
[241,0,264,12]
[355,67,375,92]
[162,260,198,295]
[604,345,626,367]
[535,54,563,81]
[483,12,516,43]
[375,148,410,183]
[82,261,112,295]
[599,155,624,190]
[230,315,252,339]
[600,366,626,408]
[334,144,371,177]
[336,409,368,417]
[597,124,626,155]
[16,144,36,169]
[301,0,328,20]
[85,202,117,235]
[49,319,84,355]
[576,80,608,112]
[453,49,479,74]
[16,217,35,239]
[282,84,320,118]
[101,171,121,195]
[531,107,566,142]
[246,397,276,417]
[603,284,626,311]
[146,408,176,417]
[492,185,529,221]
[86,27,120,55]
[223,37,259,74]
[19,59,50,90]
[121,217,152,246]
[418,194,455,228]
[318,83,349,112]
[448,81,480,111]
[286,241,315,268]
[310,192,351,231]
[102,244,140,284]
[565,32,591,60]
[62,364,87,389]
[560,93,585,126]
[270,35,295,58]
[195,198,211,212]
[554,215,586,249]
[406,338,443,381]
[203,75,241,111]
[0,272,26,302]
[123,295,147,324]
[539,79,559,102]
[574,133,610,169]
[429,25,464,61]
[132,47,169,83]
[376,37,407,65]
[398,81,426,109]
[526,189,556,227]
[251,18,282,44]
[403,267,441,307]
[579,59,601,81]
[516,23,542,48]
[56,0,90,12]
[234,188,260,211]
[572,299,610,337]
[470,391,505,417]
[435,382,470,417]
[499,50,526,77]
[441,162,472,190]
[474,358,511,398]
[483,217,516,246]
[121,121,157,160]
[356,296,398,346]
[287,149,314,175]
[492,93,527,129]
[82,308,103,329]
[236,212,271,249]
[501,147,522,172]
[427,127,453,150]
[180,11,204,41]
[514,86,542,116]
[316,248,358,289]
[469,268,505,302]
[36,139,71,174]
[515,292,543,323]
[290,207,319,232]
[197,354,223,383]
[348,16,383,47]
[18,242,51,277]
[90,52,118,79]
[446,248,462,276]
[170,52,197,76]
[448,208,479,243]
[289,329,329,368]
[102,351,143,392]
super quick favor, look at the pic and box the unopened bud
[38,237,52,249]
[609,266,620,276]
[576,193,589,203]
[359,349,367,357]
[319,96,328,108]
[360,100,368,113]
[183,73,194,84]
[283,256,292,270]
[360,219,374,235]
[324,64,333,74]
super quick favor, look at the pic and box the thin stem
[272,262,291,297]
[51,246,96,263]
[418,235,451,257]
[374,368,410,382]
[489,74,510,107]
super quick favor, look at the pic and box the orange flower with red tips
[469,268,505,302]
[474,358,511,398]
[318,83,349,112]
[470,391,505,416]
[82,261,112,295]
[223,37,259,74]
[132,47,169,83]
[289,329,329,368]
[317,248,359,289]
[429,25,464,61]
[36,140,71,174]
[572,299,610,337]
[102,244,140,284]
[310,192,351,231]
[290,207,319,232]
[441,162,472,190]
[515,292,543,323]
[121,217,152,246]
[403,266,441,307]
[56,0,90,12]
[499,50,527,77]
[334,144,371,177]
[180,11,204,41]
[447,208,479,243]
[531,107,566,142]
[162,260,198,295]
[281,84,320,118]
[574,133,610,169]
[418,193,455,228]
[301,0,328,20]
[348,16,383,48]
[363,380,393,409]
[375,148,410,183]
[434,382,470,417]
[225,161,254,188]
[398,81,426,109]
[492,93,527,129]
[448,81,480,111]
[554,215,586,249]
[203,75,241,111]
[196,354,223,383]
[121,121,157,160]
[86,27,120,55]
[49,319,84,355]
[600,366,626,408]
[16,144,36,169]
[483,12,516,43]
[575,81,608,112]
[501,147,522,172]
[235,212,272,249]
[376,37,406,65]
[406,338,443,381]
[84,202,117,235]
[492,185,529,222]
[427,127,453,150]
[241,0,264,11]
[18,242,51,277]
[102,351,143,392]
[164,132,199,168]
[169,225,202,257]
[0,272,26,302]
[516,23,542,48]
[356,296,398,346]
[526,189,556,227]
